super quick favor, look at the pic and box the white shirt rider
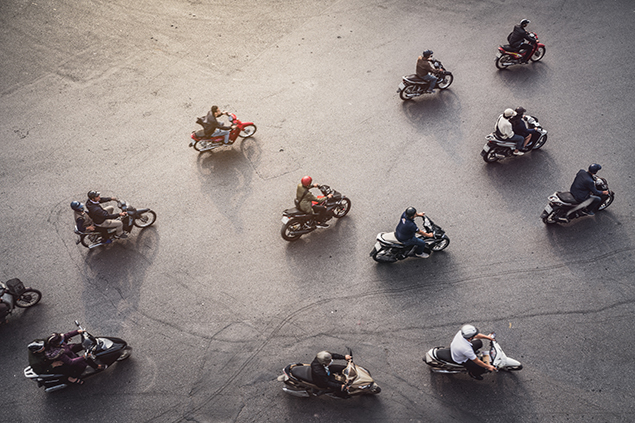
[450,330,477,363]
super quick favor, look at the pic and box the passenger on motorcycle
[27,340,63,374]
[296,176,332,228]
[570,164,609,216]
[507,19,534,63]
[86,191,127,239]
[510,107,538,147]
[450,325,496,380]
[416,50,441,94]
[496,109,530,155]
[71,201,96,233]
[45,330,105,384]
[199,105,236,144]
[395,207,433,258]
[311,351,352,398]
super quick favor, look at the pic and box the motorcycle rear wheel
[530,46,546,62]
[81,232,103,248]
[437,73,453,90]
[482,149,500,163]
[598,193,614,211]
[281,218,304,241]
[15,289,42,308]
[333,198,351,218]
[134,210,157,228]
[495,54,512,69]
[501,365,523,371]
[399,85,417,101]
[239,124,257,138]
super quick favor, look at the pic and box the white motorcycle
[423,333,522,374]
[481,114,547,163]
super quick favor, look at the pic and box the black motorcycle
[541,177,614,224]
[24,321,131,393]
[75,200,157,248]
[280,185,351,241]
[370,215,449,263]
[481,114,548,163]
[1,278,42,321]
[397,59,453,100]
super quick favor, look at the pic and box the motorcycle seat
[290,365,314,383]
[500,44,519,52]
[436,348,457,364]
[403,74,428,84]
[283,207,308,217]
[556,192,579,204]
[380,232,403,245]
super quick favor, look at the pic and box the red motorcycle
[495,32,546,69]
[189,113,257,152]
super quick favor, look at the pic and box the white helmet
[316,351,332,366]
[461,324,479,339]
[503,108,516,118]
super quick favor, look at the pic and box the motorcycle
[280,185,351,241]
[423,333,522,375]
[75,200,156,249]
[397,59,454,100]
[370,215,449,263]
[495,32,546,69]
[481,114,548,163]
[24,320,132,393]
[277,349,381,398]
[189,113,257,152]
[1,278,42,321]
[540,177,614,224]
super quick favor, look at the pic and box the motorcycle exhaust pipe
[44,384,68,393]
[282,387,310,397]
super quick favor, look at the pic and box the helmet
[520,19,530,27]
[46,333,64,346]
[461,324,479,339]
[87,190,100,200]
[514,106,526,116]
[316,351,332,366]
[405,207,417,218]
[503,108,516,118]
[301,176,313,187]
[28,341,45,353]
[70,201,84,212]
[588,163,602,174]
[422,50,433,58]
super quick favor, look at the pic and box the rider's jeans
[402,236,430,255]
[212,129,230,144]
[422,74,437,91]
[587,195,602,213]
[509,133,525,151]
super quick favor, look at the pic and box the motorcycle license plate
[482,144,491,152]
[544,204,553,214]
[398,82,405,90]
[281,216,290,224]
[374,242,381,251]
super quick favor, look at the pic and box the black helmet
[520,19,530,27]
[87,190,100,200]
[70,201,84,212]
[588,163,602,174]
[405,207,417,218]
[422,50,433,58]
[514,106,526,116]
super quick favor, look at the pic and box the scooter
[280,185,351,241]
[495,32,546,69]
[277,349,381,398]
[24,321,131,393]
[481,114,548,163]
[1,278,42,321]
[423,333,522,375]
[540,177,614,224]
[397,59,454,101]
[189,113,257,152]
[370,215,449,263]
[75,199,156,249]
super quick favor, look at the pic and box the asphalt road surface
[1,0,634,422]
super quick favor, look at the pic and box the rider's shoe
[513,150,524,156]
[315,222,329,228]
[415,251,430,258]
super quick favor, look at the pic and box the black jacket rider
[201,110,231,137]
[508,25,534,49]
[310,353,348,392]
[86,197,118,225]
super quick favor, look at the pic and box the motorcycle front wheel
[370,383,381,394]
[15,289,42,308]
[333,198,351,218]
[281,218,304,241]
[532,133,548,150]
[133,210,157,228]
[495,54,512,69]
[399,85,417,101]
[239,124,257,138]
[117,346,133,361]
[437,73,453,90]
[598,193,614,211]
[530,46,546,62]
[432,237,450,251]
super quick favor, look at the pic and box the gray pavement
[1,0,634,422]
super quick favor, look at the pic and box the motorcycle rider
[416,50,441,94]
[199,105,236,144]
[27,340,63,374]
[71,201,96,233]
[0,297,8,324]
[510,107,538,147]
[310,351,352,398]
[507,19,535,63]
[45,330,106,385]
[570,164,609,216]
[495,108,530,155]
[86,191,127,239]
[296,176,333,228]
[395,207,433,258]
[450,325,496,380]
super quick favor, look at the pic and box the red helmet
[301,176,312,187]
